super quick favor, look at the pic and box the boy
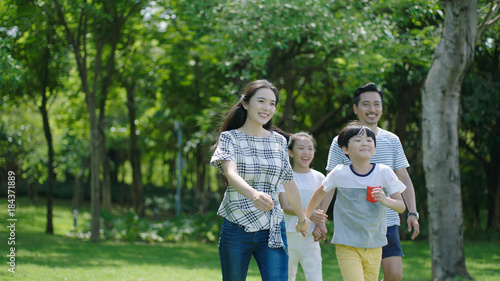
[305,121,406,281]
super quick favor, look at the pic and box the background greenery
[1,0,499,239]
[0,0,499,278]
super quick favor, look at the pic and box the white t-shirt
[323,163,406,248]
[326,128,410,227]
[279,169,325,233]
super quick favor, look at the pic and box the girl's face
[289,137,315,171]
[242,88,276,127]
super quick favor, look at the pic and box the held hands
[310,209,328,241]
[312,223,327,242]
[294,209,326,238]
[251,191,274,212]
[295,218,310,237]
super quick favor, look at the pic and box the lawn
[1,197,499,280]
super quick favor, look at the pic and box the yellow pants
[335,244,382,281]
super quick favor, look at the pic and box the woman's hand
[295,218,310,237]
[251,191,274,212]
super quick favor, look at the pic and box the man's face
[353,91,383,126]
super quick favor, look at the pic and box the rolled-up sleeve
[279,136,293,184]
[210,132,234,175]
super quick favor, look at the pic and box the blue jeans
[219,218,288,281]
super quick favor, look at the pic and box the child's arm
[279,192,328,224]
[305,185,334,219]
[372,189,406,213]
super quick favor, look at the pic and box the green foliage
[76,209,222,243]
[1,0,499,240]
[0,36,22,91]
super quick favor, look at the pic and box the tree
[422,0,499,279]
[51,0,144,241]
[1,0,72,234]
[461,21,500,233]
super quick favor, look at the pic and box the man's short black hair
[352,82,383,106]
[338,121,376,158]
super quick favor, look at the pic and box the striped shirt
[326,127,409,227]
[211,129,293,248]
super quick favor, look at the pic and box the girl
[210,80,309,281]
[279,132,327,281]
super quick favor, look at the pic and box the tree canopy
[0,0,499,278]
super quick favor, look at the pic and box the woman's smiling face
[243,88,276,126]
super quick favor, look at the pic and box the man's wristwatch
[408,212,419,220]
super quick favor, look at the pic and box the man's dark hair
[352,82,383,106]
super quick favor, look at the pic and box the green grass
[0,198,499,280]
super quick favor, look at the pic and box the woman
[211,79,309,281]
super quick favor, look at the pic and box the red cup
[366,186,381,203]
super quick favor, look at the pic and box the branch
[458,136,487,165]
[477,0,500,41]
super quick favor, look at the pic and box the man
[317,82,420,281]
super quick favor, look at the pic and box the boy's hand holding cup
[366,186,382,203]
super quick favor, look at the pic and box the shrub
[73,210,222,243]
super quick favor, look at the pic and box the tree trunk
[98,88,111,214]
[27,180,38,205]
[421,0,477,279]
[40,89,54,235]
[53,0,101,242]
[126,83,145,216]
[38,33,54,235]
[72,158,89,210]
[98,28,119,214]
[99,106,112,214]
[88,97,101,242]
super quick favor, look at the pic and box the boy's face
[342,131,376,161]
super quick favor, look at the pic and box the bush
[73,210,222,243]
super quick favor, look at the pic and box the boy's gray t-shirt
[323,163,406,249]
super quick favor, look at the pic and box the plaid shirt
[211,129,293,248]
